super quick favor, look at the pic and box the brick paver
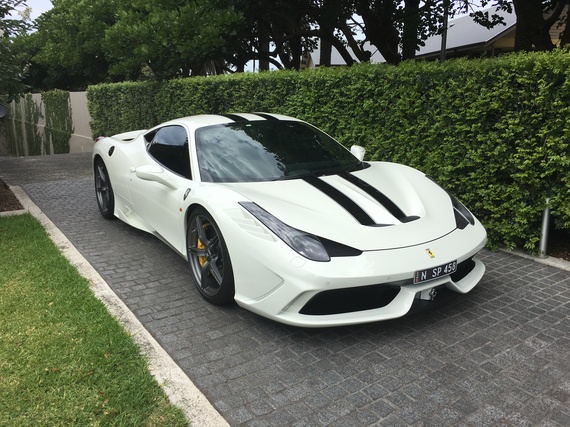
[1,153,569,426]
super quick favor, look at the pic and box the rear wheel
[94,159,115,219]
[187,207,235,305]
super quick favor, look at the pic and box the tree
[104,0,243,79]
[299,1,498,65]
[224,0,321,71]
[15,0,119,91]
[226,0,431,68]
[17,0,569,92]
[512,0,568,51]
[20,0,245,85]
[474,0,569,51]
[0,0,30,103]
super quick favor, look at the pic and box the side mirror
[350,145,366,161]
[134,165,178,190]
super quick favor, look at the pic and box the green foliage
[24,94,43,155]
[14,0,507,92]
[10,98,25,156]
[25,0,117,90]
[88,81,160,137]
[42,90,74,154]
[87,51,570,252]
[0,0,31,103]
[14,0,245,90]
[103,0,243,79]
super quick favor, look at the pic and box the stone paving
[1,153,569,426]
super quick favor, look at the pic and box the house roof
[310,8,518,65]
[416,8,517,58]
[312,5,567,65]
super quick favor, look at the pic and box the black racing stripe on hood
[220,113,248,122]
[254,113,278,120]
[303,176,376,226]
[339,172,407,220]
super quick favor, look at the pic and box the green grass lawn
[0,213,188,426]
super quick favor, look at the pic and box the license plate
[414,260,457,284]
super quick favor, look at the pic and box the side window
[147,125,191,179]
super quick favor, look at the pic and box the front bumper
[232,224,487,327]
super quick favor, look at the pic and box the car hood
[223,162,457,251]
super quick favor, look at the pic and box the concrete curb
[9,186,229,427]
[0,208,27,217]
[499,247,570,272]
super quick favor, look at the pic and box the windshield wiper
[273,171,323,181]
[273,161,364,181]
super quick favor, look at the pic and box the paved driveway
[1,153,569,426]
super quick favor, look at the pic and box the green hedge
[87,51,570,252]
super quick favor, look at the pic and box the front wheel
[94,159,115,219]
[187,207,235,305]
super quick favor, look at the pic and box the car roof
[161,113,301,129]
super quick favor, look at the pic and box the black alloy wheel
[187,207,235,305]
[94,159,115,219]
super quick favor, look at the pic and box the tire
[187,207,235,305]
[94,159,115,219]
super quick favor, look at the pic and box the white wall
[68,92,94,153]
[0,92,93,156]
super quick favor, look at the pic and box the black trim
[254,113,278,121]
[319,237,362,257]
[454,208,470,229]
[300,284,404,315]
[303,176,376,226]
[450,257,476,282]
[221,113,248,122]
[339,172,412,222]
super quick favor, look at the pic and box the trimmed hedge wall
[87,51,570,252]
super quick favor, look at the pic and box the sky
[16,0,485,23]
[17,0,53,21]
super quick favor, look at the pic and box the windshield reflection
[196,120,361,182]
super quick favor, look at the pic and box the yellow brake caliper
[197,224,209,267]
[197,239,206,266]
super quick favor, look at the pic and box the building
[415,9,517,61]
[308,7,567,66]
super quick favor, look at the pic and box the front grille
[299,281,410,316]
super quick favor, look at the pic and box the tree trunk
[319,38,332,67]
[561,23,570,46]
[317,0,341,66]
[259,31,270,71]
[355,0,401,64]
[512,0,555,51]
[402,0,421,60]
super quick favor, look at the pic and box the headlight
[239,202,330,262]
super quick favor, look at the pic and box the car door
[129,125,192,253]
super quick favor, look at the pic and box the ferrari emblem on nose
[426,248,435,258]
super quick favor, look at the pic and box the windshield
[195,120,362,182]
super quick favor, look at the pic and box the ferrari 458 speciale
[93,113,487,327]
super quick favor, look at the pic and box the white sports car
[93,113,487,327]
